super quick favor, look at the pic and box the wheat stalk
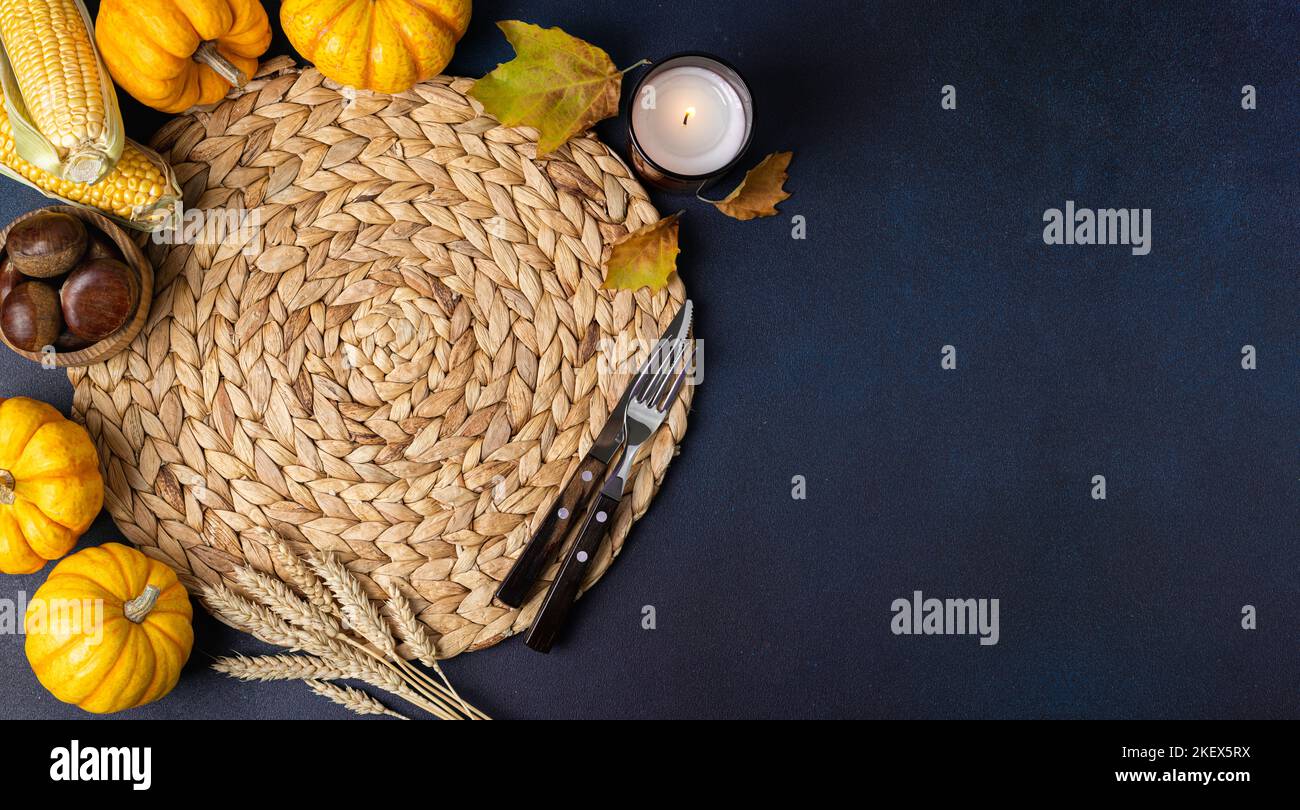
[382,579,474,717]
[205,581,467,719]
[306,553,488,719]
[309,553,397,655]
[203,582,302,648]
[381,580,440,665]
[305,552,473,717]
[306,680,408,720]
[214,654,356,682]
[232,565,344,638]
[204,581,352,663]
[203,538,488,720]
[265,532,340,618]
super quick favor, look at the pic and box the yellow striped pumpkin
[281,0,471,93]
[0,396,102,574]
[26,542,194,713]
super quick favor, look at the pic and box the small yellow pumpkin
[26,543,194,714]
[281,0,472,93]
[95,0,273,113]
[0,397,103,575]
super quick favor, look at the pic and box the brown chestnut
[1,281,62,352]
[60,258,136,341]
[0,254,17,304]
[6,211,87,278]
[84,228,124,263]
[54,330,93,352]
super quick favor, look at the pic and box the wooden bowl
[0,205,152,367]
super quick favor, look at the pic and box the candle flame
[682,106,696,126]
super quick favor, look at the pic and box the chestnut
[0,254,17,304]
[1,280,62,352]
[60,258,136,341]
[84,228,124,263]
[54,330,93,353]
[6,211,87,278]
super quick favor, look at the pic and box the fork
[524,326,693,653]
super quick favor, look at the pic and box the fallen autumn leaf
[470,21,632,155]
[709,151,793,220]
[601,213,682,293]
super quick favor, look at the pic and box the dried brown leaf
[710,151,793,220]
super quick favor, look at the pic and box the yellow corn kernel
[0,101,169,223]
[0,0,106,154]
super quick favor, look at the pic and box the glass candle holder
[626,53,754,193]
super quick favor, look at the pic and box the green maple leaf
[602,213,681,293]
[470,21,630,155]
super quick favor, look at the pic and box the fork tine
[640,337,687,405]
[637,335,686,403]
[654,345,691,413]
[653,339,689,402]
[629,336,671,400]
[630,303,693,402]
[643,337,689,407]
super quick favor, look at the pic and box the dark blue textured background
[1,0,1296,719]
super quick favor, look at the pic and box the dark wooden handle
[496,455,607,607]
[525,491,620,653]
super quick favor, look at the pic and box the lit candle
[628,54,754,192]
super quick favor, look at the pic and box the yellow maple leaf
[470,21,630,155]
[601,213,682,293]
[710,151,794,220]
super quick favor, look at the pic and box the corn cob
[0,94,176,228]
[0,0,116,181]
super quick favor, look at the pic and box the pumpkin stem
[0,469,13,506]
[124,584,161,623]
[194,41,247,89]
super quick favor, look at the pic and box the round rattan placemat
[66,60,690,657]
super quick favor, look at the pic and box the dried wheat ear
[206,531,486,720]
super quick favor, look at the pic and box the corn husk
[0,124,181,232]
[0,0,124,184]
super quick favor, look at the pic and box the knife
[525,312,694,652]
[495,300,694,608]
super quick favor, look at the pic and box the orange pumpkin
[26,542,194,713]
[281,0,471,93]
[95,0,273,113]
[0,397,103,574]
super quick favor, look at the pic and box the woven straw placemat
[67,59,691,657]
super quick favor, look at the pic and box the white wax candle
[632,65,749,176]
